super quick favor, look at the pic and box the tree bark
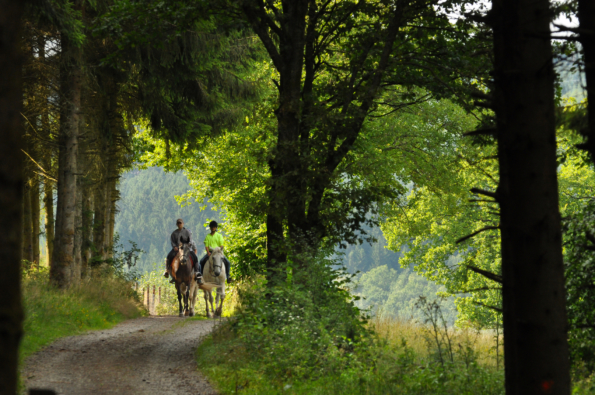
[51,31,82,288]
[31,174,41,267]
[0,0,25,392]
[22,181,34,265]
[93,180,107,261]
[43,154,55,269]
[106,178,117,257]
[81,186,93,277]
[491,0,571,393]
[39,34,55,269]
[72,162,83,283]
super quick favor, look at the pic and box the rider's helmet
[209,220,218,229]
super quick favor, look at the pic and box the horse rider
[163,218,202,284]
[200,220,231,283]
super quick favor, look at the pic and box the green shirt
[204,232,224,250]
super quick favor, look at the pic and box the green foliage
[95,0,261,144]
[26,0,85,44]
[115,167,219,272]
[564,199,595,373]
[230,260,368,382]
[20,266,143,363]
[197,284,504,395]
[376,98,502,329]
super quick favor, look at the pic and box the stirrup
[195,274,203,284]
[164,271,169,278]
[169,278,175,284]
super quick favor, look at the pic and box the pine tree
[0,1,26,392]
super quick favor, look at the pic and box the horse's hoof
[184,310,189,316]
[189,311,194,317]
[179,313,184,318]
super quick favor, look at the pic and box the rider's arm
[171,231,178,250]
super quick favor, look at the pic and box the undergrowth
[20,266,144,364]
[195,257,505,395]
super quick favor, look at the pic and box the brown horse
[170,236,197,317]
[170,236,220,317]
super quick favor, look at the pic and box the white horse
[202,247,226,318]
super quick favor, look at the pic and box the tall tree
[0,0,25,392]
[220,0,484,280]
[487,0,571,392]
[51,2,83,287]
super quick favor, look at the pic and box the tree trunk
[72,164,83,283]
[578,0,595,157]
[0,0,25,392]
[107,179,117,256]
[81,186,93,277]
[93,180,107,261]
[491,0,571,393]
[22,181,34,265]
[51,32,82,288]
[39,34,55,269]
[31,174,41,267]
[43,156,55,268]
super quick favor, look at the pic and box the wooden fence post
[152,285,156,315]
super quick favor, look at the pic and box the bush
[196,255,505,394]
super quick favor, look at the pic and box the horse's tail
[199,282,221,291]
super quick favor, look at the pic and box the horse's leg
[207,290,215,317]
[203,290,211,318]
[215,286,226,317]
[189,284,196,317]
[184,288,190,316]
[177,286,183,317]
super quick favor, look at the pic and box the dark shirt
[170,227,193,249]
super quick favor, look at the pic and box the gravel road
[23,316,219,395]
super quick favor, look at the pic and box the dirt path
[23,316,219,395]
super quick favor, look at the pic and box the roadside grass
[20,266,144,364]
[196,315,504,395]
[196,291,595,395]
[194,273,505,395]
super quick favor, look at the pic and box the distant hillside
[115,167,219,272]
[338,225,402,274]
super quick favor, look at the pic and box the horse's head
[179,236,192,264]
[210,247,224,277]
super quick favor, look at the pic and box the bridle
[179,242,192,265]
[208,250,223,277]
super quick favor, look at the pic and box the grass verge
[196,315,504,395]
[20,266,144,364]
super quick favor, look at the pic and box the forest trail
[23,316,219,395]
